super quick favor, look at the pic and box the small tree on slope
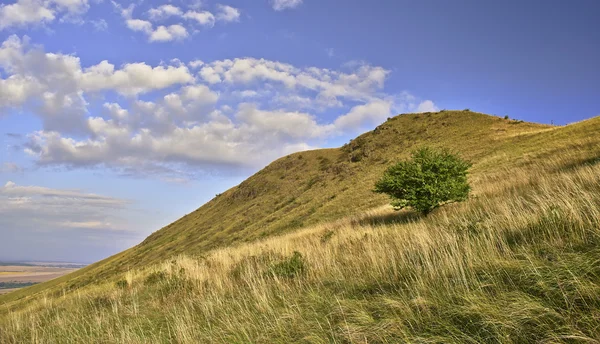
[374,147,472,215]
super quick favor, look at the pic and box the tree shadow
[355,209,423,227]
[555,156,600,173]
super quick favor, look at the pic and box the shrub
[115,279,129,289]
[144,271,167,286]
[504,115,510,120]
[268,251,306,279]
[374,147,472,215]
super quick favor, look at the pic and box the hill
[2,110,600,342]
[0,110,553,305]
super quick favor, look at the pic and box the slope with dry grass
[1,111,600,343]
[0,111,558,306]
[1,143,600,343]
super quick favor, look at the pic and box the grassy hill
[2,110,600,342]
[0,110,551,304]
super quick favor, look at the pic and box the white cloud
[414,100,439,113]
[199,58,390,105]
[81,61,194,94]
[147,4,183,21]
[149,24,188,42]
[215,4,240,22]
[0,35,194,131]
[118,3,240,40]
[0,0,55,30]
[125,19,188,42]
[333,100,392,131]
[52,0,89,14]
[126,19,152,33]
[236,103,332,139]
[188,59,204,69]
[271,0,303,11]
[183,10,215,27]
[103,102,129,121]
[2,36,437,179]
[111,0,134,19]
[0,0,91,30]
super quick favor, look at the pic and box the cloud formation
[0,180,139,262]
[0,36,436,180]
[0,180,131,234]
[215,4,240,22]
[117,2,241,41]
[271,0,303,11]
[0,0,90,30]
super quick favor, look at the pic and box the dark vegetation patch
[0,282,38,289]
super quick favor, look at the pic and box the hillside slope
[1,110,595,307]
[2,111,600,343]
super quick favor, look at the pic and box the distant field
[0,266,77,294]
[0,289,18,295]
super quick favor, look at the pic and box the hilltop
[2,110,600,343]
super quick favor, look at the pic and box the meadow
[1,145,600,342]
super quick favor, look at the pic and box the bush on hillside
[374,147,471,215]
[267,251,306,279]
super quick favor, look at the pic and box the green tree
[374,147,471,215]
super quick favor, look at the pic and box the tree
[374,147,471,215]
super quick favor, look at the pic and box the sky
[0,0,598,263]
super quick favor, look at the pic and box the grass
[1,152,600,342]
[1,110,600,342]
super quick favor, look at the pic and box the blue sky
[0,0,598,263]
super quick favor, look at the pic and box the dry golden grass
[2,149,600,343]
[1,111,559,306]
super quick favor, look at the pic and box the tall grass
[2,155,600,343]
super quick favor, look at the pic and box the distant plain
[0,266,78,295]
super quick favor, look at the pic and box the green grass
[2,110,600,343]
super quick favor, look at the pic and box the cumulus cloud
[147,4,182,21]
[215,4,240,22]
[2,36,438,179]
[333,100,393,131]
[125,19,188,42]
[271,0,303,11]
[118,3,240,40]
[0,35,194,131]
[116,2,242,42]
[188,59,204,69]
[199,58,389,105]
[126,18,152,33]
[149,24,188,42]
[414,100,439,113]
[0,0,90,30]
[183,10,215,27]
